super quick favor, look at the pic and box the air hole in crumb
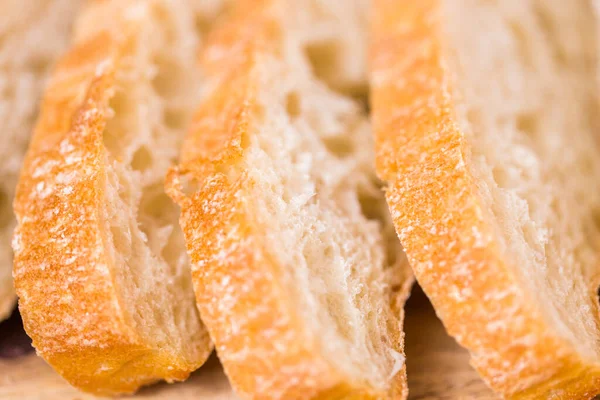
[357,182,402,268]
[323,136,353,158]
[586,207,600,240]
[533,6,568,66]
[304,40,339,87]
[104,90,133,156]
[194,16,211,36]
[110,225,131,257]
[383,225,403,270]
[358,187,384,222]
[324,292,353,341]
[285,92,301,118]
[465,109,483,132]
[131,146,153,172]
[150,3,177,45]
[103,129,120,156]
[194,8,227,37]
[152,57,182,97]
[1,81,14,99]
[347,84,369,102]
[140,189,176,222]
[165,109,187,130]
[240,130,250,150]
[579,155,596,177]
[30,56,50,77]
[179,174,200,198]
[304,39,366,96]
[358,95,371,114]
[250,102,266,126]
[0,190,11,228]
[491,166,510,188]
[516,113,538,136]
[509,21,533,67]
[161,226,186,278]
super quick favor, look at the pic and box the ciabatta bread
[0,0,82,322]
[13,0,220,394]
[166,0,413,399]
[371,0,600,398]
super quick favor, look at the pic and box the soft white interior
[287,0,369,96]
[0,0,82,320]
[443,0,600,359]
[240,1,407,390]
[89,0,209,361]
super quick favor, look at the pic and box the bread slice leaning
[166,0,413,398]
[12,0,219,394]
[0,0,83,322]
[371,0,600,398]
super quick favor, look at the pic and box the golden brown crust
[12,2,210,395]
[166,0,408,398]
[370,0,600,398]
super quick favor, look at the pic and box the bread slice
[12,0,220,394]
[165,0,413,398]
[0,0,83,322]
[371,0,600,397]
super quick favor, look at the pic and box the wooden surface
[0,288,496,399]
[403,289,496,400]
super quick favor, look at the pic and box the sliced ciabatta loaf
[12,0,219,394]
[166,0,413,399]
[0,0,83,322]
[371,0,600,398]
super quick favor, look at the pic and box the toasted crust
[12,4,211,395]
[166,0,409,398]
[370,0,600,398]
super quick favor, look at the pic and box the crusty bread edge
[12,25,211,395]
[370,0,600,398]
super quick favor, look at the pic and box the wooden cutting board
[0,288,496,399]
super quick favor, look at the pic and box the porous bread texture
[285,0,370,95]
[168,0,412,398]
[444,0,600,366]
[249,50,406,392]
[92,0,207,364]
[0,0,82,321]
[189,0,230,36]
[12,0,218,394]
